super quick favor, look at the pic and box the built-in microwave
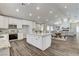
[8,24,18,34]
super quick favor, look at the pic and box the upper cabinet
[8,18,18,24]
[0,15,34,34]
[8,18,22,28]
[17,20,22,29]
[0,16,8,28]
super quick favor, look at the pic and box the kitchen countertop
[28,33,51,36]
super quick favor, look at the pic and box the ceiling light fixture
[29,13,32,16]
[36,6,40,10]
[55,15,58,17]
[46,19,48,21]
[64,5,67,8]
[49,11,53,14]
[63,18,68,22]
[37,16,40,19]
[16,9,19,12]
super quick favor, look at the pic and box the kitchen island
[26,33,51,51]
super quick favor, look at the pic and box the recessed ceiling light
[36,6,40,10]
[63,18,68,22]
[46,19,48,21]
[49,11,53,14]
[55,15,58,17]
[16,9,19,12]
[64,5,67,8]
[29,13,32,16]
[37,16,40,19]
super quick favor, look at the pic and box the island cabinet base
[0,48,10,56]
[26,34,51,51]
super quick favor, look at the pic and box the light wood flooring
[10,37,79,56]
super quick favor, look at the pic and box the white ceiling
[0,3,79,25]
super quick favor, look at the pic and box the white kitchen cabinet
[18,33,23,40]
[27,35,43,49]
[17,23,22,29]
[9,18,22,28]
[17,20,22,28]
[0,16,8,28]
[9,18,17,24]
[3,17,8,28]
[0,34,10,56]
[27,34,51,51]
[0,48,10,56]
[42,35,51,50]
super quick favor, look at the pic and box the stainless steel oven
[9,24,18,40]
[9,34,18,40]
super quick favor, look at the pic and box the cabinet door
[27,35,37,46]
[3,17,8,28]
[17,20,22,28]
[9,18,16,24]
[0,48,10,56]
[0,16,8,28]
[35,36,42,50]
[9,18,22,29]
[18,33,23,40]
[27,35,42,50]
[0,16,3,28]
[42,35,51,50]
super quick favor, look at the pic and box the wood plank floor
[10,37,79,56]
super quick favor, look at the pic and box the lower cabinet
[0,48,10,56]
[27,35,42,50]
[27,34,51,51]
[18,33,23,40]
